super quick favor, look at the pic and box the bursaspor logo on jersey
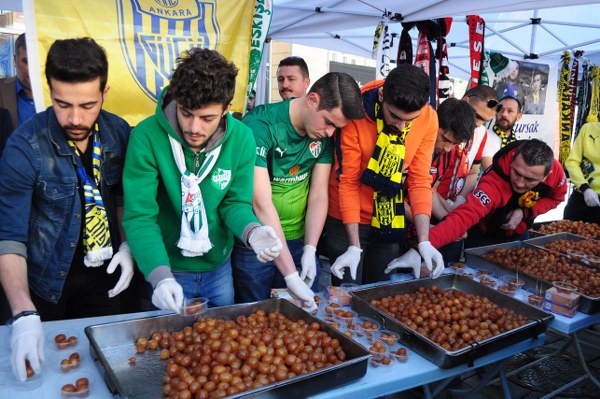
[116,0,220,102]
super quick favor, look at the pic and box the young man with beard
[386,139,566,273]
[481,96,522,170]
[326,65,444,285]
[232,72,364,311]
[0,38,135,382]
[123,49,282,314]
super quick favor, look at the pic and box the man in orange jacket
[326,65,443,284]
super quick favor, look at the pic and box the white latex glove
[284,271,317,313]
[384,248,422,278]
[10,314,44,382]
[151,278,184,313]
[248,226,283,263]
[330,246,363,280]
[584,188,600,207]
[107,241,135,298]
[300,245,317,287]
[418,241,445,279]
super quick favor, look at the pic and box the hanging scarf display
[587,66,600,123]
[414,31,431,75]
[373,13,391,80]
[467,15,485,88]
[361,103,410,242]
[397,22,414,64]
[569,51,584,134]
[436,18,453,104]
[67,131,113,267]
[493,124,516,148]
[574,61,590,139]
[558,51,572,166]
[169,136,221,257]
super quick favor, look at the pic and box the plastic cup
[449,262,465,275]
[502,275,525,290]
[355,316,380,340]
[378,329,400,347]
[180,297,208,317]
[566,249,588,262]
[552,281,577,294]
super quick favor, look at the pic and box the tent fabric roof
[270,0,600,79]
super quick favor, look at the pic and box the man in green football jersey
[231,72,364,311]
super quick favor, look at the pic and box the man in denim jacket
[0,38,134,382]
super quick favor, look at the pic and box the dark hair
[45,37,108,91]
[14,33,26,54]
[278,56,309,78]
[308,72,364,120]
[514,139,554,175]
[464,85,498,104]
[500,95,522,113]
[169,48,238,110]
[250,89,256,96]
[437,98,476,143]
[382,65,430,112]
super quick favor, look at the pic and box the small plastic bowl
[502,275,526,290]
[48,329,79,350]
[528,293,544,307]
[355,316,380,339]
[378,330,400,347]
[333,309,357,328]
[390,347,409,363]
[476,270,492,278]
[479,276,496,288]
[368,340,388,368]
[419,264,431,278]
[339,283,359,295]
[552,281,577,294]
[57,373,94,398]
[180,297,208,317]
[325,302,341,316]
[588,255,600,268]
[566,249,588,262]
[51,351,85,373]
[497,284,516,296]
[449,262,465,275]
[13,362,43,390]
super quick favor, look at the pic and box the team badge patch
[309,141,322,158]
[116,0,220,102]
[211,168,231,190]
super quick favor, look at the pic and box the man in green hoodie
[122,48,282,313]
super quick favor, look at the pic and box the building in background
[0,10,25,78]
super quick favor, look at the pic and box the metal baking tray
[525,232,588,250]
[85,299,369,399]
[349,275,551,368]
[465,241,600,314]
[529,222,600,240]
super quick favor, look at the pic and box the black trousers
[564,190,600,225]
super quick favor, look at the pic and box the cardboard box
[325,286,351,306]
[544,287,580,308]
[543,300,578,318]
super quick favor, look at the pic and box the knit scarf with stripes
[361,102,410,242]
[493,123,516,148]
[68,131,113,267]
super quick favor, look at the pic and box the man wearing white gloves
[0,38,134,382]
[231,72,364,311]
[123,49,282,313]
[564,122,600,225]
[326,65,442,285]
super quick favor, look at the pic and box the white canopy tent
[270,0,600,80]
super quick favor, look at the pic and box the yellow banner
[31,0,255,125]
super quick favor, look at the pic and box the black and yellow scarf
[68,130,113,267]
[361,102,410,242]
[493,123,516,148]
